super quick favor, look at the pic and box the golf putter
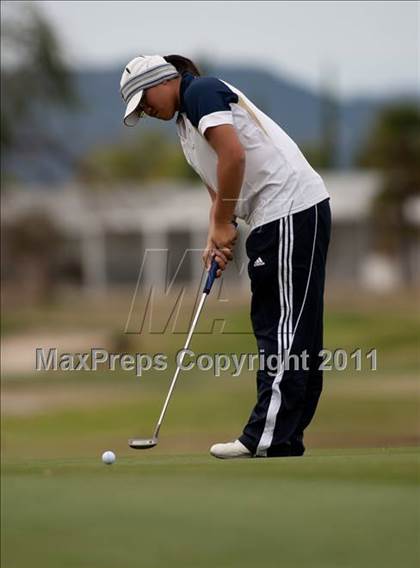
[129,258,220,449]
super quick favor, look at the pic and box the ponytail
[163,54,201,77]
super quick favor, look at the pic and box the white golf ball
[102,450,116,465]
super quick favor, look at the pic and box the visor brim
[123,90,144,127]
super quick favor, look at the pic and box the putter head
[128,437,158,450]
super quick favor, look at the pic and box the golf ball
[102,450,116,465]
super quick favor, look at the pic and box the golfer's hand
[202,241,232,277]
[203,222,237,278]
[209,221,237,251]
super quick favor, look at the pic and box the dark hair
[163,54,201,77]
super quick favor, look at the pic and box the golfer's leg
[238,219,283,454]
[239,200,331,456]
[289,303,324,456]
[263,231,322,457]
[239,211,314,456]
[289,198,331,455]
[253,200,328,457]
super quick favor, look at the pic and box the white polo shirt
[176,72,330,229]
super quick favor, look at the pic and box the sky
[20,1,420,98]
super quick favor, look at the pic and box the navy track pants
[239,198,332,457]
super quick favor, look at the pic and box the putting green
[2,448,419,568]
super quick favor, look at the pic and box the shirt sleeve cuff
[198,111,234,136]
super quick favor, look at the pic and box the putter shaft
[153,291,208,439]
[129,259,220,448]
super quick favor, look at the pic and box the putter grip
[203,259,219,294]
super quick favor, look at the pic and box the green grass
[2,371,419,566]
[2,449,419,568]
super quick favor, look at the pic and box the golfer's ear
[204,124,245,161]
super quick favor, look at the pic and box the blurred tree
[78,131,200,185]
[1,2,78,166]
[4,212,63,304]
[357,103,420,284]
[2,2,78,302]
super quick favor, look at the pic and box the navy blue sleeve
[183,77,239,129]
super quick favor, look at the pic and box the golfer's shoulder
[183,75,237,105]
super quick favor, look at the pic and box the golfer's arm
[205,184,216,203]
[205,184,216,224]
[205,125,245,224]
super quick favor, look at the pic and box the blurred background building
[2,171,419,303]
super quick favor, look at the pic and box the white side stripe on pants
[256,205,318,456]
[283,215,293,355]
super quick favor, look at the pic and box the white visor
[123,90,144,127]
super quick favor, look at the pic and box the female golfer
[120,54,331,458]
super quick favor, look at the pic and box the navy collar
[178,71,196,114]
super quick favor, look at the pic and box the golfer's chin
[155,109,177,121]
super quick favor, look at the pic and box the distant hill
[3,63,416,184]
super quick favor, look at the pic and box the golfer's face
[140,83,175,120]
